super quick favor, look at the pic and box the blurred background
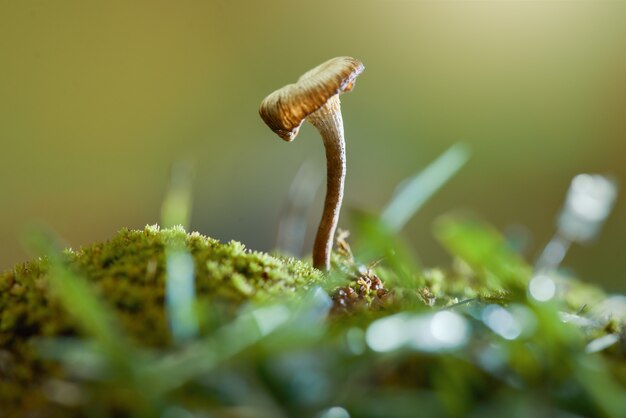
[1,1,624,291]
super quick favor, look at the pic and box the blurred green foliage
[1,219,624,417]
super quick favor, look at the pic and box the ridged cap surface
[259,56,364,141]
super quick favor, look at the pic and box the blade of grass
[161,158,195,229]
[166,247,199,343]
[25,227,134,375]
[575,355,626,418]
[142,288,330,395]
[381,143,470,232]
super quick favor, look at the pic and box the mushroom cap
[259,56,365,142]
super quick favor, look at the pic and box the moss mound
[0,225,322,414]
[1,225,321,346]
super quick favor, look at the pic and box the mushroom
[259,56,365,270]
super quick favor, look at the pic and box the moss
[1,225,321,345]
[1,223,624,417]
[0,225,322,412]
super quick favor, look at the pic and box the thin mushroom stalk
[307,95,346,270]
[259,57,364,271]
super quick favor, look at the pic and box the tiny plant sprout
[259,57,365,270]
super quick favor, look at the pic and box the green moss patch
[0,225,322,414]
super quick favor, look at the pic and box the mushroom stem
[306,95,346,270]
[258,57,364,271]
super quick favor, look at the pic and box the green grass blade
[161,158,195,229]
[382,143,471,232]
[166,247,200,343]
[25,228,133,373]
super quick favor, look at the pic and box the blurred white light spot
[366,311,470,353]
[529,274,556,302]
[317,406,350,418]
[509,305,537,338]
[482,305,521,340]
[558,174,617,243]
[365,314,409,352]
[430,311,470,347]
[478,343,507,372]
[405,316,438,351]
[585,334,620,354]
[570,174,615,221]
[591,295,626,323]
[559,312,598,327]
[251,304,291,336]
[346,327,366,355]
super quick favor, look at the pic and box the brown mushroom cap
[259,56,365,142]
